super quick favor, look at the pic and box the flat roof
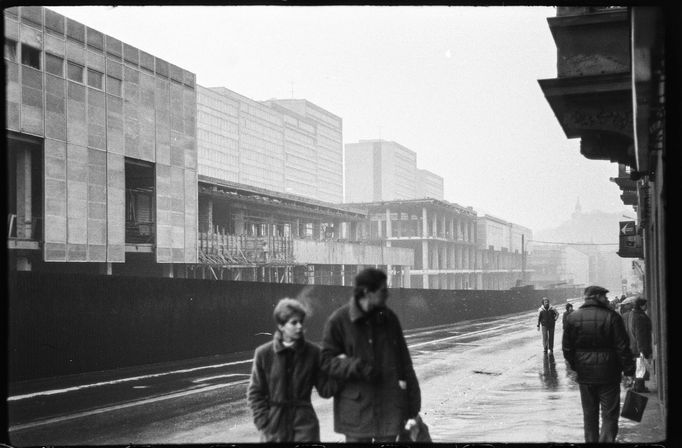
[344,198,477,216]
[198,175,367,220]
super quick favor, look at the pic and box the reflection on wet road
[8,302,659,444]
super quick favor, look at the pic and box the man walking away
[563,285,635,443]
[625,297,653,392]
[320,267,421,443]
[537,297,559,353]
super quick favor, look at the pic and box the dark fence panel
[7,272,580,381]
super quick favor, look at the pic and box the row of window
[6,38,122,96]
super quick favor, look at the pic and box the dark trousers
[578,382,621,443]
[541,325,555,351]
[345,435,396,443]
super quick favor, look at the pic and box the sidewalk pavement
[617,367,666,444]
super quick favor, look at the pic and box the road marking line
[9,379,251,432]
[8,359,252,401]
[408,323,517,348]
[192,373,250,383]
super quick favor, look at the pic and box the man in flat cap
[562,285,635,443]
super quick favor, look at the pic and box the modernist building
[416,168,444,200]
[5,6,411,284]
[195,176,412,286]
[6,6,198,276]
[344,139,443,202]
[539,6,671,420]
[196,86,343,203]
[347,198,478,289]
[476,215,532,290]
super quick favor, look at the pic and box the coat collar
[349,296,366,322]
[580,297,611,310]
[272,330,304,353]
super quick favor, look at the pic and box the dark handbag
[621,389,648,422]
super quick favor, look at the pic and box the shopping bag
[635,356,650,379]
[397,414,432,442]
[621,389,648,422]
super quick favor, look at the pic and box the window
[21,44,40,69]
[45,53,64,76]
[87,68,103,89]
[5,39,18,62]
[106,75,122,96]
[67,61,83,82]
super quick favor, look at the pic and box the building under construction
[194,176,413,286]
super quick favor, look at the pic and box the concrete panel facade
[4,6,197,264]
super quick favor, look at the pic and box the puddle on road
[423,351,587,443]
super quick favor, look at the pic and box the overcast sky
[50,5,630,233]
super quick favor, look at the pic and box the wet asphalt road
[7,299,661,445]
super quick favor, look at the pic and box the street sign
[618,221,643,258]
[620,221,636,236]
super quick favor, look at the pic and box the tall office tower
[196,87,343,203]
[416,169,444,200]
[344,139,418,202]
[265,99,343,204]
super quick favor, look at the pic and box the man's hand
[537,326,540,331]
[336,353,347,359]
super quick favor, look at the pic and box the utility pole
[521,234,526,284]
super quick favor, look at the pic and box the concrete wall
[8,271,580,381]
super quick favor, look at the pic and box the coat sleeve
[561,318,576,371]
[313,345,338,398]
[553,308,559,321]
[537,309,542,327]
[612,313,636,376]
[320,314,371,381]
[394,314,421,418]
[246,349,270,431]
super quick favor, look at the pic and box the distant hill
[534,208,631,247]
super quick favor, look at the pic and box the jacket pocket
[339,386,367,427]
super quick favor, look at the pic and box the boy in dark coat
[247,298,334,442]
[320,267,421,443]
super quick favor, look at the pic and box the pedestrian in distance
[320,267,422,443]
[562,302,574,328]
[562,285,635,443]
[537,297,559,353]
[624,297,653,393]
[246,297,336,443]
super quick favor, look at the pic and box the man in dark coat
[537,297,559,353]
[624,297,653,392]
[562,302,574,328]
[562,285,635,443]
[320,267,421,443]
